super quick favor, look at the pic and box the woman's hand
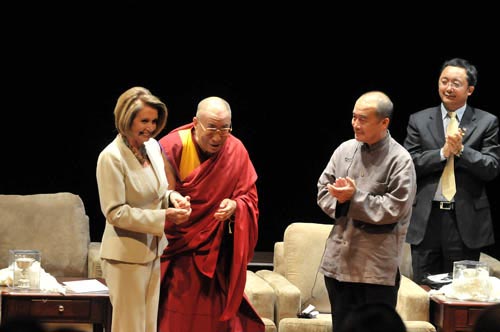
[166,192,191,225]
[170,192,191,210]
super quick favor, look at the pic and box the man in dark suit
[403,58,500,284]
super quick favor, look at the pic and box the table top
[1,277,108,298]
[430,294,499,307]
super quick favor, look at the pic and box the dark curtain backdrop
[3,4,499,257]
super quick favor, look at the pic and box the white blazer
[96,135,169,263]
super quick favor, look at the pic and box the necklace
[122,136,149,166]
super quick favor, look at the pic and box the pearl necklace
[122,136,149,166]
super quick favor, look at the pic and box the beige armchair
[0,193,102,278]
[255,222,436,332]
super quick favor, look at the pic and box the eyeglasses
[198,121,232,137]
[439,79,464,90]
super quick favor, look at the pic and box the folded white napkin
[0,261,66,294]
[430,276,500,302]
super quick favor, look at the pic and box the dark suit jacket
[404,105,500,248]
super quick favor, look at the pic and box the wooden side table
[430,294,497,332]
[1,278,111,332]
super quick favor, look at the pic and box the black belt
[432,201,455,211]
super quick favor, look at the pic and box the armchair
[255,222,436,332]
[0,193,101,278]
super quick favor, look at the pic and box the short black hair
[441,58,478,87]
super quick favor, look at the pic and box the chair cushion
[278,314,332,332]
[404,321,436,332]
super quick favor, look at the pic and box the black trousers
[411,203,480,284]
[324,272,400,331]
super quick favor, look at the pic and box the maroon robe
[158,123,265,332]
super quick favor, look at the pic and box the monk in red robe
[158,96,265,332]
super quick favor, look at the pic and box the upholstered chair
[0,192,102,278]
[255,222,436,332]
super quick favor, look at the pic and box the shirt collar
[362,130,391,151]
[440,103,466,122]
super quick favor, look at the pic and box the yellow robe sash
[178,129,200,180]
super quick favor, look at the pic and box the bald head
[356,91,393,120]
[193,96,233,154]
[196,97,232,119]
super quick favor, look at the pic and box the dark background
[3,4,499,257]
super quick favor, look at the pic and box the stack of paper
[63,279,108,293]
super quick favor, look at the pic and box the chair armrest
[401,242,413,279]
[273,242,285,276]
[397,275,430,321]
[245,271,275,321]
[256,269,301,325]
[404,321,437,332]
[87,242,102,278]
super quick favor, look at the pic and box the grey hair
[360,91,393,120]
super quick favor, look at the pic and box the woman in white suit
[96,87,191,332]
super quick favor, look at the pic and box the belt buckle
[440,202,452,210]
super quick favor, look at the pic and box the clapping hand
[327,177,356,203]
[444,127,465,157]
